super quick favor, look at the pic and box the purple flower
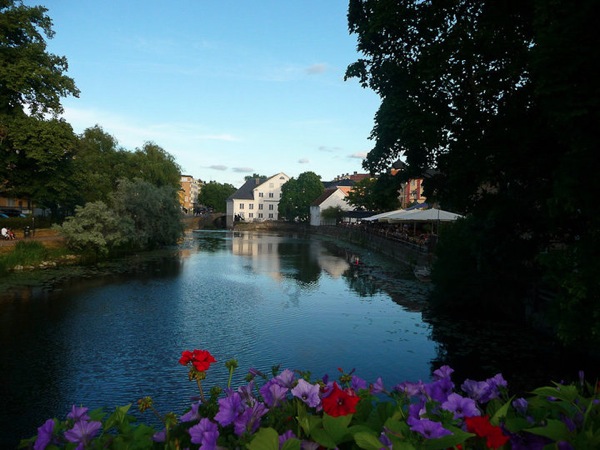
[275,369,296,388]
[292,379,321,408]
[407,416,452,439]
[279,430,297,448]
[152,430,166,442]
[394,380,424,397]
[233,402,267,436]
[408,399,427,421]
[379,430,393,449]
[238,381,256,404]
[424,377,454,402]
[433,365,454,380]
[66,405,90,422]
[33,419,54,450]
[259,380,289,407]
[64,420,102,448]
[441,393,480,419]
[180,401,202,422]
[189,418,219,449]
[462,373,506,403]
[370,377,385,394]
[214,392,244,427]
[351,375,367,391]
[512,397,528,415]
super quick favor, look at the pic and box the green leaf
[311,427,339,449]
[280,438,302,450]
[323,413,352,440]
[531,385,578,403]
[526,419,571,441]
[104,404,132,430]
[490,396,513,426]
[247,427,279,450]
[421,427,474,450]
[354,431,385,450]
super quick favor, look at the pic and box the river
[0,230,596,447]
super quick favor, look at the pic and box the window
[268,204,274,210]
[259,192,264,197]
[258,213,263,218]
[249,213,254,218]
[258,204,263,210]
[268,213,273,218]
[249,204,254,210]
[268,193,274,198]
[239,203,244,209]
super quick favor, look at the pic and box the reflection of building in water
[229,232,283,280]
[228,232,351,281]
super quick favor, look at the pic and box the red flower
[465,415,509,449]
[179,349,216,372]
[322,383,360,417]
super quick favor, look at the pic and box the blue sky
[30,0,380,188]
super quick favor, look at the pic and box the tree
[197,181,236,213]
[278,172,324,222]
[244,173,267,181]
[346,0,600,347]
[345,173,401,212]
[128,142,181,190]
[1,0,80,210]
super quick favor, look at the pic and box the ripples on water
[0,230,436,446]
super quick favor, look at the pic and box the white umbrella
[387,208,463,222]
[362,209,406,221]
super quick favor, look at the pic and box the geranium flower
[179,349,216,372]
[189,418,219,449]
[64,420,102,449]
[465,415,509,449]
[441,393,480,419]
[291,378,321,408]
[321,383,360,417]
[407,416,452,439]
[33,419,54,450]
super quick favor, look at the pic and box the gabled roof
[310,186,350,207]
[227,178,261,200]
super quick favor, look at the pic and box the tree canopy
[347,0,600,347]
[197,181,236,213]
[278,172,324,222]
[345,174,401,212]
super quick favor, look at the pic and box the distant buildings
[225,172,290,228]
[179,175,202,214]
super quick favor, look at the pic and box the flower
[441,393,481,419]
[214,392,244,427]
[407,416,453,439]
[291,378,321,408]
[180,400,202,422]
[433,365,454,380]
[279,430,297,447]
[189,418,219,449]
[370,377,385,394]
[462,373,507,403]
[179,349,216,372]
[274,369,296,388]
[64,420,102,449]
[233,401,267,436]
[259,380,289,407]
[33,419,54,450]
[321,382,360,417]
[66,405,90,422]
[465,415,509,449]
[424,377,454,402]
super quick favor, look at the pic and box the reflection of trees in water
[341,265,381,298]
[195,235,228,253]
[277,241,321,285]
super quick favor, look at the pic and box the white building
[226,172,290,228]
[309,186,353,226]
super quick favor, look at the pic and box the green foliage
[321,206,345,223]
[346,174,401,212]
[53,201,134,257]
[278,171,324,222]
[197,181,237,213]
[347,0,600,347]
[0,240,47,273]
[129,142,182,190]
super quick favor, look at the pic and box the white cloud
[349,152,367,159]
[306,63,328,75]
[232,167,254,173]
[208,165,228,171]
[298,158,309,164]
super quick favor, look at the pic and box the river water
[0,230,596,447]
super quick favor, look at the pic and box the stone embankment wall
[312,225,430,268]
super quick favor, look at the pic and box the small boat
[413,265,431,281]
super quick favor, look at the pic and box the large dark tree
[347,0,600,347]
[197,181,236,213]
[0,0,80,210]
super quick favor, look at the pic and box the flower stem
[196,378,206,403]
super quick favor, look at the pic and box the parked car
[0,208,27,218]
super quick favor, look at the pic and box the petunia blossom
[189,418,219,449]
[66,405,90,422]
[291,378,321,408]
[180,401,202,422]
[214,392,244,427]
[259,380,288,407]
[233,402,267,436]
[275,369,296,388]
[407,416,452,439]
[441,393,481,419]
[33,419,55,450]
[64,420,102,449]
[321,383,360,417]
